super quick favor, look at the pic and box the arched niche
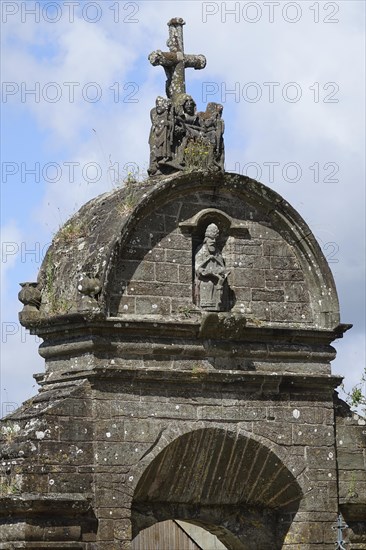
[179,207,251,240]
[131,428,302,549]
[179,208,244,311]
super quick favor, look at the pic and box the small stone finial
[77,275,101,313]
[18,281,41,309]
[18,282,42,325]
[77,276,101,298]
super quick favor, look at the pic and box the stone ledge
[34,316,351,365]
[30,312,351,342]
[36,367,342,395]
[0,545,84,549]
[0,493,92,517]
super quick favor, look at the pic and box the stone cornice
[34,365,343,396]
[0,493,93,517]
[32,312,351,343]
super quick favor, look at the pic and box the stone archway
[131,428,302,549]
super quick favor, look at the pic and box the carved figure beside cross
[147,17,225,176]
[149,18,206,103]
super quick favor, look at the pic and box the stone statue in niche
[195,223,230,311]
[148,18,225,175]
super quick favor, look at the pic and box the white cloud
[334,330,366,413]
[3,14,136,145]
[1,221,23,297]
[1,224,42,416]
[1,325,41,416]
[1,0,365,413]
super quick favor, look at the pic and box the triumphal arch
[1,17,365,549]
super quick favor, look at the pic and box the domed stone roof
[19,171,340,331]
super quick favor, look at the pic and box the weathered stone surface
[21,170,340,332]
[335,398,366,534]
[148,20,224,175]
[1,123,363,547]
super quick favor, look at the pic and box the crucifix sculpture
[148,17,206,102]
[147,17,224,176]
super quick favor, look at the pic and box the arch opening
[132,428,302,549]
[131,519,229,550]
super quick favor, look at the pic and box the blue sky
[1,0,365,416]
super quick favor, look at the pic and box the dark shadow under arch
[132,428,302,549]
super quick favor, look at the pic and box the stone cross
[148,17,206,102]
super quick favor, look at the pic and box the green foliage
[350,387,364,407]
[123,171,139,186]
[1,423,20,444]
[343,367,366,412]
[50,297,71,315]
[116,179,140,215]
[347,473,357,498]
[45,252,55,296]
[177,305,194,318]
[0,478,21,496]
[44,252,71,315]
[56,220,86,244]
[184,137,211,172]
[191,363,209,374]
[0,425,22,495]
[249,318,262,327]
[113,165,150,215]
[112,163,149,188]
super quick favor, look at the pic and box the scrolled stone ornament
[77,276,101,298]
[18,282,41,310]
[77,275,102,313]
[18,282,42,324]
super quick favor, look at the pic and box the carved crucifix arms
[148,18,225,175]
[148,18,206,101]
